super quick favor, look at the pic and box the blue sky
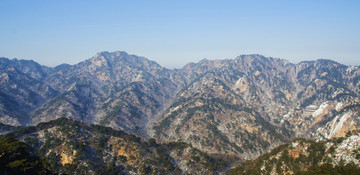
[1,0,359,68]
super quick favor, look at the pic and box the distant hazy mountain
[1,51,359,161]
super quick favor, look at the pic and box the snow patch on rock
[292,141,299,148]
[312,102,329,118]
[334,134,360,165]
[335,102,344,112]
[346,66,358,74]
[332,89,344,99]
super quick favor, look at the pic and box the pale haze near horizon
[0,0,359,68]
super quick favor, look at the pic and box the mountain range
[1,51,360,174]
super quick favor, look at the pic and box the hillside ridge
[1,51,359,162]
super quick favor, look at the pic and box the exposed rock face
[0,58,58,126]
[153,55,360,160]
[2,52,185,137]
[153,71,288,160]
[1,52,359,161]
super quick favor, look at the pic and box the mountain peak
[235,54,276,62]
[95,50,129,58]
[90,51,161,69]
[1,51,360,174]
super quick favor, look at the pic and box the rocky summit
[1,51,360,174]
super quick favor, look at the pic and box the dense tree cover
[0,136,53,175]
[0,123,18,134]
[295,163,360,175]
[6,117,141,143]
